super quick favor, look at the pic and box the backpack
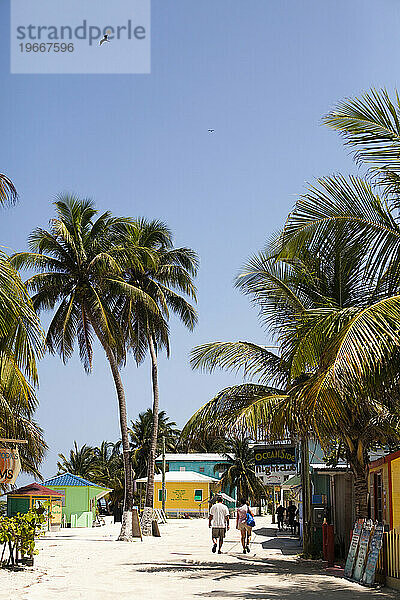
[246,506,255,527]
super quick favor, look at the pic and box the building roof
[155,453,231,462]
[7,482,64,497]
[281,475,301,489]
[44,472,110,489]
[136,470,219,483]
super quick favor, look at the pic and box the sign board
[0,447,21,484]
[50,500,63,527]
[353,521,373,581]
[362,523,384,586]
[344,520,363,578]
[254,445,296,466]
[263,473,285,485]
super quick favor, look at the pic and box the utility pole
[161,435,166,514]
[301,436,312,556]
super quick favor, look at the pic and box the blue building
[155,453,236,504]
[155,453,230,478]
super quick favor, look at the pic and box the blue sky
[1,0,399,480]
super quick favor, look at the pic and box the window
[374,472,383,521]
[158,489,166,502]
[179,466,186,471]
[199,467,205,473]
[194,489,203,502]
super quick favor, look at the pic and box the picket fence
[376,530,400,589]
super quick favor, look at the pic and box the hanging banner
[0,447,21,484]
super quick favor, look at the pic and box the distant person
[236,497,253,554]
[276,504,285,531]
[287,501,297,534]
[209,495,230,554]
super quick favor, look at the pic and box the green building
[44,472,111,527]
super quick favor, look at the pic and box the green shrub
[0,502,48,568]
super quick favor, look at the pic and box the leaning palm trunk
[142,335,160,536]
[89,316,134,541]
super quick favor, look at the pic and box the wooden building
[369,450,400,529]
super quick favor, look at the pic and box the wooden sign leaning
[345,519,383,586]
[344,520,363,579]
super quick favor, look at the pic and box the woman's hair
[239,497,248,505]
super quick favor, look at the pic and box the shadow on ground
[253,527,301,555]
[132,555,397,598]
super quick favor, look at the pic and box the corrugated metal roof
[155,453,231,462]
[135,470,219,483]
[44,472,109,488]
[7,482,64,497]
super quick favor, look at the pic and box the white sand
[0,517,397,600]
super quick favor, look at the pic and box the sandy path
[0,517,397,600]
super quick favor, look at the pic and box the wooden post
[162,436,166,514]
[301,436,312,556]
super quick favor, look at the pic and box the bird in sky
[208,129,215,133]
[99,31,111,46]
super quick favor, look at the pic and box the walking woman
[236,497,254,554]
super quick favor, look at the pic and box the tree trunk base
[141,506,154,537]
[117,511,137,542]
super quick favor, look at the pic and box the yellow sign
[171,488,188,502]
[0,448,21,484]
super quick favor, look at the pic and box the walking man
[276,503,285,531]
[287,500,297,534]
[209,495,230,554]
[236,497,253,554]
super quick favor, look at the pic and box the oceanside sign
[254,445,296,466]
[0,448,21,484]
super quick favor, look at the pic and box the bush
[0,503,48,568]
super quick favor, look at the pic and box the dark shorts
[212,527,226,540]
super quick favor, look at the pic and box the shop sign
[0,447,21,484]
[254,445,296,466]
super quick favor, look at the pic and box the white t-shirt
[210,502,229,528]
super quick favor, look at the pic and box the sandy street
[0,517,398,600]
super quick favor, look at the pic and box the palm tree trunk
[353,471,369,519]
[142,335,160,536]
[145,335,159,508]
[89,315,134,541]
[301,437,312,556]
[347,439,369,519]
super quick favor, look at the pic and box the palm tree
[57,441,96,479]
[129,409,180,479]
[183,237,400,520]
[11,195,160,540]
[117,220,198,512]
[0,173,46,478]
[0,173,18,205]
[92,441,124,515]
[213,438,265,502]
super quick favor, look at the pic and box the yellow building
[136,471,221,515]
[369,450,400,529]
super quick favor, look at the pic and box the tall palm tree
[57,441,96,479]
[117,220,198,512]
[11,195,159,540]
[213,438,265,502]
